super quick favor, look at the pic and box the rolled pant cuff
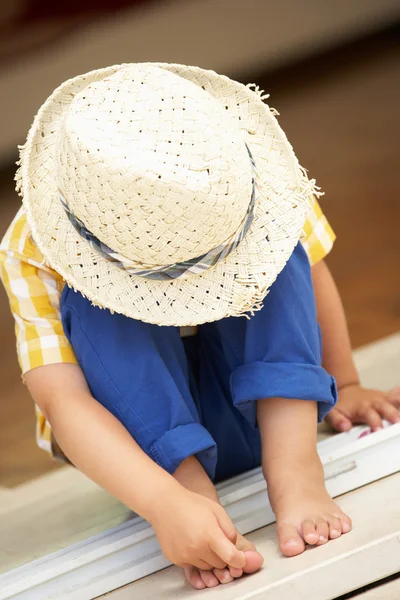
[150,422,217,479]
[231,361,338,426]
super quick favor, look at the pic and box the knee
[150,423,217,478]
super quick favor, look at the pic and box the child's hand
[325,385,400,432]
[150,487,246,571]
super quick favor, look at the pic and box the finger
[201,548,228,570]
[215,508,238,544]
[363,408,383,431]
[377,400,400,425]
[325,408,352,432]
[301,519,319,545]
[209,531,245,569]
[388,387,400,404]
[199,570,219,588]
[180,558,214,571]
[389,396,400,409]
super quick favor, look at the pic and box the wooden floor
[0,31,399,488]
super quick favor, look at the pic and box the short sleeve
[301,195,336,266]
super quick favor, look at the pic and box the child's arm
[312,259,400,431]
[25,362,245,572]
[1,209,244,571]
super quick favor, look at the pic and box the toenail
[332,529,340,535]
[342,523,351,532]
[286,539,300,546]
[319,536,327,541]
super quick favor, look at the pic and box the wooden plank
[0,330,398,592]
[356,576,400,599]
[354,332,400,392]
[1,425,399,599]
[0,468,130,573]
[101,473,400,600]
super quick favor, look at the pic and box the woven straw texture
[17,62,318,326]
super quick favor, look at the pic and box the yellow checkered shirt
[0,197,335,458]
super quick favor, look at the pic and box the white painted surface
[1,424,399,599]
[354,332,400,392]
[2,0,400,162]
[97,474,400,599]
[358,577,400,599]
[0,333,398,599]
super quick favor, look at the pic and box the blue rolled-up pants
[61,243,337,482]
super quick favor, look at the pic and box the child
[1,63,399,590]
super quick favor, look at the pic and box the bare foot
[173,457,263,589]
[183,532,264,589]
[269,469,352,557]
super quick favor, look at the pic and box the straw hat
[16,62,319,326]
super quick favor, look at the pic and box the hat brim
[19,62,314,326]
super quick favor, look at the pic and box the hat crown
[56,65,253,266]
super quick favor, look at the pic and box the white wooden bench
[0,333,399,600]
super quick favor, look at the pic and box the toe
[327,515,342,539]
[184,566,206,590]
[229,566,243,578]
[277,523,306,557]
[338,513,352,534]
[301,519,319,545]
[236,535,264,573]
[200,570,220,588]
[315,518,329,544]
[243,550,264,574]
[213,568,234,584]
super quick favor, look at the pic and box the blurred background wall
[0,0,400,162]
[0,0,399,488]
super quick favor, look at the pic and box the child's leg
[199,243,351,555]
[60,289,262,589]
[257,395,351,557]
[175,456,263,588]
[61,287,218,478]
